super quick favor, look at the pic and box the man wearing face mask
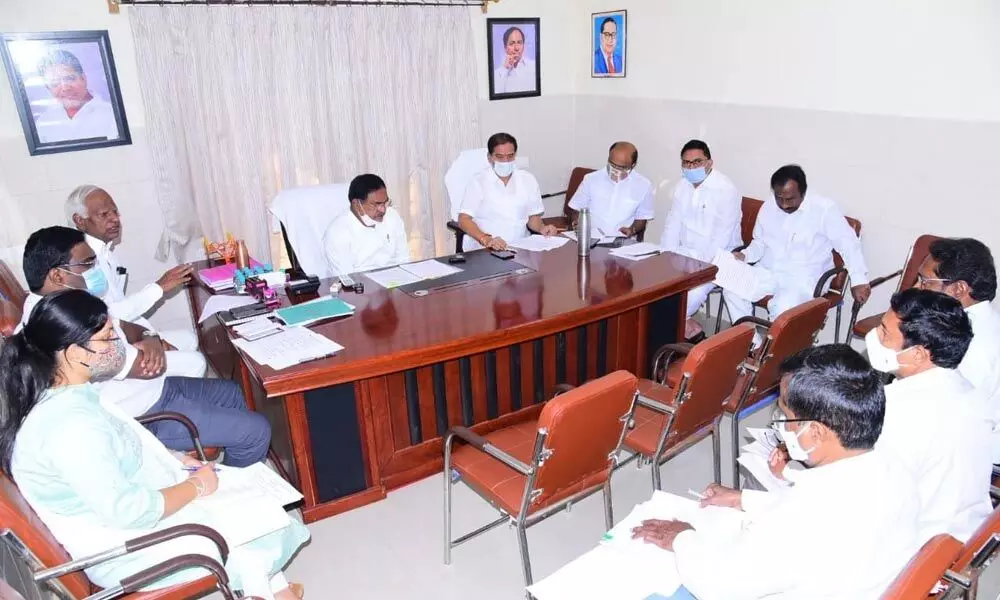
[457,132,558,252]
[17,227,271,467]
[566,141,654,240]
[864,288,993,542]
[660,140,742,325]
[322,174,411,277]
[723,164,871,329]
[631,344,920,599]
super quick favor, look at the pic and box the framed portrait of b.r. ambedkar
[487,18,541,101]
[1,30,131,156]
[592,10,627,78]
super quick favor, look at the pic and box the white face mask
[778,420,815,462]
[353,201,379,228]
[864,329,916,374]
[493,160,516,178]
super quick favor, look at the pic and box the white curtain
[129,5,480,262]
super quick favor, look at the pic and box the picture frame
[487,18,541,101]
[1,30,131,156]
[592,10,627,78]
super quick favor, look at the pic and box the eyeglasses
[607,161,633,173]
[61,259,97,269]
[682,158,708,168]
[365,198,393,210]
[916,274,951,286]
[601,31,617,38]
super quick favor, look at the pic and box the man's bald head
[66,185,121,243]
[608,141,638,169]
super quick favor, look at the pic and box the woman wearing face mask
[457,132,559,252]
[0,290,309,600]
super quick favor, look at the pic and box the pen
[687,488,706,500]
[182,466,220,473]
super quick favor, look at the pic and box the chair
[0,259,27,309]
[268,183,350,278]
[444,148,490,254]
[443,370,639,586]
[1,298,20,339]
[880,534,963,600]
[712,197,862,343]
[651,298,829,487]
[937,505,1000,599]
[847,234,942,347]
[622,323,755,490]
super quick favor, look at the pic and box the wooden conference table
[187,245,716,523]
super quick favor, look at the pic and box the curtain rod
[111,0,491,6]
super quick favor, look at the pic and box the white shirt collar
[966,300,992,318]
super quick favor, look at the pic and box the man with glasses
[17,226,271,466]
[567,142,653,241]
[322,173,411,277]
[660,140,742,330]
[632,344,920,598]
[593,17,623,75]
[35,50,120,145]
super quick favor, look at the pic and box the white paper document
[232,326,343,369]
[508,235,571,252]
[738,441,795,492]
[198,294,257,323]
[562,230,620,245]
[609,242,663,261]
[399,259,461,280]
[365,266,423,289]
[710,249,773,301]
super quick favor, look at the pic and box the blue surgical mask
[82,267,108,297]
[493,160,516,178]
[683,167,707,185]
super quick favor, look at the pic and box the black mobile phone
[448,254,467,264]
[491,250,516,260]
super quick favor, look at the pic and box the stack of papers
[736,427,796,491]
[232,316,283,341]
[710,249,774,301]
[232,326,344,369]
[198,294,257,323]
[275,297,355,327]
[197,261,263,292]
[366,259,462,290]
[562,230,622,245]
[609,242,663,261]
[508,235,571,252]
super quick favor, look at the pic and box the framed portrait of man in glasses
[1,30,131,156]
[592,10,627,78]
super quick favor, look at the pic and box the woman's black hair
[0,290,108,474]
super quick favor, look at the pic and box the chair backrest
[880,534,963,600]
[268,183,350,278]
[673,323,755,435]
[0,474,92,598]
[444,148,490,221]
[739,197,763,246]
[898,234,944,293]
[0,298,21,339]
[0,260,27,309]
[530,370,637,509]
[560,167,597,217]
[951,505,1000,575]
[827,216,863,295]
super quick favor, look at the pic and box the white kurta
[321,206,410,277]
[36,95,120,144]
[673,450,920,599]
[958,300,1000,460]
[876,367,993,542]
[459,169,544,251]
[568,169,655,236]
[493,57,536,94]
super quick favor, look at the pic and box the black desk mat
[394,250,534,297]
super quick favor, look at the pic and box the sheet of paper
[192,464,300,546]
[738,442,794,492]
[746,426,780,453]
[198,293,257,323]
[710,249,772,301]
[562,230,620,245]
[364,266,423,289]
[233,326,344,369]
[609,242,663,261]
[399,259,462,280]
[508,235,571,252]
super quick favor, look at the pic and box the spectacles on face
[916,274,951,287]
[365,198,393,211]
[682,158,708,169]
[607,160,633,174]
[601,31,617,39]
[61,259,97,270]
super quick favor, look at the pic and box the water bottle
[577,209,592,258]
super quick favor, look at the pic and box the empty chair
[880,534,963,600]
[938,505,1000,599]
[623,323,755,489]
[443,370,639,586]
[268,183,350,278]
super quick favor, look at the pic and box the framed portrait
[592,10,627,78]
[1,30,131,156]
[487,18,541,101]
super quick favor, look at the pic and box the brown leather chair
[0,259,27,310]
[622,323,755,490]
[936,506,1000,599]
[880,534,963,600]
[847,234,942,346]
[443,370,639,585]
[651,298,829,487]
[1,298,20,339]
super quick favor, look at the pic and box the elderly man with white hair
[66,185,204,375]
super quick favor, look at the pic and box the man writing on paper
[457,132,558,252]
[660,140,742,336]
[722,165,870,326]
[322,173,411,277]
[632,345,920,599]
[66,185,202,375]
[566,142,654,241]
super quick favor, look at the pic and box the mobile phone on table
[491,250,516,260]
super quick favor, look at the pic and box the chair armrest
[540,190,567,200]
[446,221,466,255]
[447,426,532,475]
[551,384,577,397]
[136,411,207,462]
[117,554,234,599]
[636,395,677,416]
[650,343,693,385]
[869,269,903,289]
[813,266,848,298]
[733,316,773,329]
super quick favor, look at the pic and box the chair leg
[516,521,533,586]
[731,415,741,489]
[602,480,614,530]
[651,456,662,491]
[715,297,726,334]
[712,425,722,485]
[834,304,843,344]
[443,436,454,565]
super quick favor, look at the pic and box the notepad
[275,297,355,327]
[609,242,663,261]
[365,266,423,289]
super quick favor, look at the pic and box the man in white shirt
[567,141,654,240]
[864,288,993,542]
[632,344,920,599]
[493,27,536,94]
[913,237,1000,459]
[322,174,411,277]
[660,140,742,322]
[65,185,201,376]
[34,50,120,145]
[724,164,871,325]
[457,133,558,252]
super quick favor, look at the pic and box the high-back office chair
[937,506,1000,599]
[0,260,26,309]
[880,534,964,600]
[622,323,755,490]
[444,148,490,254]
[268,183,349,278]
[651,298,829,487]
[847,234,942,347]
[443,371,638,586]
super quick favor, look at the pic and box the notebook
[198,260,264,291]
[275,297,355,327]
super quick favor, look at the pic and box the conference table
[187,244,716,523]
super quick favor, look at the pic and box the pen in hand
[182,465,220,473]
